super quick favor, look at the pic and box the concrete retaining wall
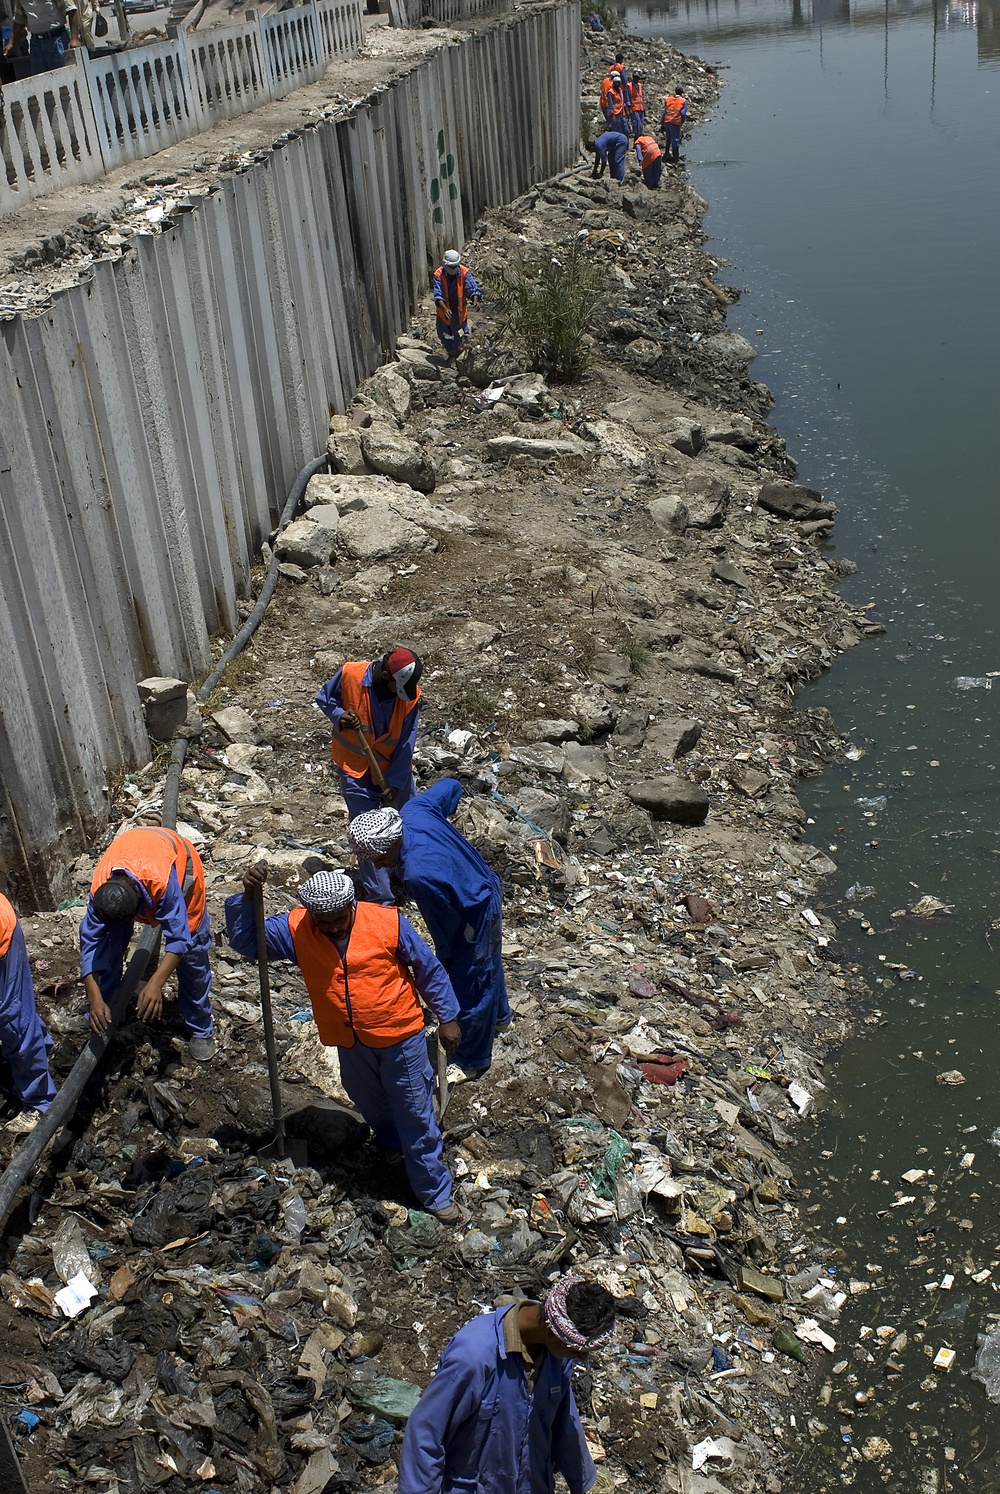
[0,0,582,902]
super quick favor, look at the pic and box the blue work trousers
[29,28,68,72]
[0,925,57,1112]
[340,770,414,901]
[435,318,468,357]
[642,158,663,190]
[338,1030,451,1211]
[630,109,645,135]
[665,122,682,161]
[91,911,214,1039]
[445,905,510,1073]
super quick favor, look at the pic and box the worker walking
[347,779,511,1081]
[227,866,465,1223]
[432,251,481,363]
[586,130,628,186]
[634,134,663,189]
[397,1274,617,1494]
[628,71,645,134]
[660,85,688,164]
[316,648,422,901]
[598,70,628,134]
[0,893,57,1133]
[80,827,216,1061]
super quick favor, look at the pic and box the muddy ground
[0,27,881,1494]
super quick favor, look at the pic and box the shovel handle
[435,1035,450,1123]
[351,724,390,796]
[253,882,286,1158]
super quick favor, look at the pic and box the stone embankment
[0,27,880,1494]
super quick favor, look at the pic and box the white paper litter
[54,1271,99,1319]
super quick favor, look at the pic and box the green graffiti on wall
[430,128,458,225]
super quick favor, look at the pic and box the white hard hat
[443,249,461,272]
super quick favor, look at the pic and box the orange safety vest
[663,94,686,126]
[0,892,16,960]
[91,827,206,933]
[636,135,662,164]
[329,659,421,780]
[435,265,473,327]
[629,80,644,110]
[600,78,626,118]
[288,901,425,1049]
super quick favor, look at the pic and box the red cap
[384,647,423,701]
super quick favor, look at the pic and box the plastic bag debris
[385,1209,441,1270]
[953,675,992,690]
[591,1133,631,1200]
[54,1272,99,1319]
[339,1412,395,1463]
[346,1375,421,1425]
[692,1436,736,1471]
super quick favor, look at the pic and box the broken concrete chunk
[337,505,435,563]
[276,516,338,569]
[486,434,591,464]
[736,1265,785,1302]
[712,559,752,589]
[626,778,710,825]
[360,424,436,493]
[139,678,197,741]
[670,640,740,682]
[685,473,732,529]
[137,677,186,706]
[700,331,756,368]
[591,653,632,691]
[211,706,261,745]
[612,712,649,751]
[360,365,411,425]
[758,481,836,521]
[648,494,688,534]
[326,429,369,475]
[665,419,704,457]
[561,742,608,782]
[510,743,566,775]
[521,718,580,744]
[644,718,701,760]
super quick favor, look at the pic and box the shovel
[253,883,308,1166]
[350,723,394,803]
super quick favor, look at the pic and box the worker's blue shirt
[223,896,459,1025]
[315,664,419,792]
[432,268,482,329]
[594,130,628,162]
[79,865,192,977]
[396,779,501,963]
[397,1305,595,1494]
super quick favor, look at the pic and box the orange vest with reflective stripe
[629,81,644,110]
[663,94,686,125]
[288,902,425,1049]
[600,78,626,118]
[91,827,206,933]
[0,893,16,960]
[328,660,421,780]
[434,265,473,327]
[636,135,662,164]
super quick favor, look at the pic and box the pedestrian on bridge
[347,778,511,1082]
[0,893,57,1133]
[4,0,80,73]
[432,252,481,363]
[80,826,216,1061]
[315,647,422,901]
[228,865,465,1223]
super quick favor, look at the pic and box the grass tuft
[485,245,606,384]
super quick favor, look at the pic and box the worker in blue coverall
[660,86,688,165]
[0,893,57,1132]
[586,131,628,185]
[432,251,482,362]
[346,778,511,1079]
[315,648,422,903]
[227,864,466,1223]
[397,1274,616,1494]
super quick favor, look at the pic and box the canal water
[626,0,1000,1486]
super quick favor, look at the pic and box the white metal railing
[0,0,363,214]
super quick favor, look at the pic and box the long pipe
[0,452,328,1236]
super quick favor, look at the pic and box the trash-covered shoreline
[0,31,883,1494]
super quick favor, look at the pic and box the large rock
[562,742,608,782]
[648,495,688,534]
[308,473,471,538]
[360,366,411,425]
[644,718,701,760]
[700,331,756,368]
[338,505,435,563]
[327,429,369,475]
[587,418,647,473]
[512,787,571,843]
[627,778,709,825]
[138,677,191,740]
[511,744,566,775]
[665,419,704,457]
[670,640,740,682]
[685,473,732,530]
[522,718,580,744]
[360,424,436,493]
[394,347,440,382]
[591,653,632,691]
[758,481,836,521]
[211,705,262,744]
[276,515,338,568]
[612,712,648,751]
[486,434,591,465]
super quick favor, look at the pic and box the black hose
[0,452,327,1235]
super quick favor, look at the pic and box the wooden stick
[253,882,286,1158]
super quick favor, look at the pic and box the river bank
[0,28,878,1494]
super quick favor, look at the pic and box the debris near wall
[0,30,879,1494]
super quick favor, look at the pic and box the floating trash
[953,676,992,690]
[855,796,887,812]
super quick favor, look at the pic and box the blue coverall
[0,916,57,1113]
[432,266,482,356]
[397,1304,596,1494]
[635,138,662,190]
[79,871,214,1039]
[593,131,628,185]
[393,779,510,1073]
[225,896,459,1211]
[316,664,420,901]
[660,96,688,163]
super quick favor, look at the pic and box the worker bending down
[432,251,481,362]
[397,1274,616,1494]
[0,893,57,1133]
[315,647,422,901]
[347,778,511,1081]
[80,827,216,1061]
[634,134,663,189]
[227,865,465,1224]
[586,131,628,185]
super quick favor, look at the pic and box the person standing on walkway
[586,129,628,186]
[634,133,663,189]
[316,648,422,901]
[228,865,465,1223]
[4,0,80,72]
[660,85,688,164]
[628,71,645,135]
[0,893,58,1133]
[432,251,481,363]
[347,778,511,1082]
[396,1274,616,1494]
[599,69,628,134]
[80,826,216,1061]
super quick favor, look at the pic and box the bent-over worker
[0,893,58,1133]
[80,827,216,1061]
[315,648,422,901]
[634,134,663,190]
[347,778,511,1080]
[586,130,628,185]
[397,1274,616,1494]
[227,866,465,1223]
[432,251,482,362]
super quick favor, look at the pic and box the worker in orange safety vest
[628,72,645,134]
[432,251,482,362]
[660,86,688,164]
[599,70,628,133]
[0,893,57,1133]
[634,134,663,189]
